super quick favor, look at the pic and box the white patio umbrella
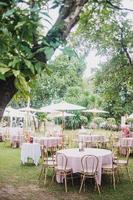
[18,107,41,113]
[82,108,109,114]
[41,101,86,132]
[47,111,75,118]
[41,101,86,112]
[82,108,108,129]
[128,114,133,119]
[3,107,25,127]
[18,106,41,132]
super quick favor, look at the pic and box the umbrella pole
[61,111,65,148]
[93,112,97,130]
[25,97,30,141]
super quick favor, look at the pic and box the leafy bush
[93,117,105,127]
[65,113,88,129]
[104,118,119,131]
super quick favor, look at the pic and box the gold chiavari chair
[79,155,100,194]
[52,153,73,192]
[39,146,56,185]
[114,147,132,182]
[102,159,118,190]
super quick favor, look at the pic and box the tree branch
[37,0,88,60]
[120,27,132,65]
[105,0,133,12]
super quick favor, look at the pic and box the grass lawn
[0,129,133,200]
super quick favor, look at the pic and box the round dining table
[33,136,62,148]
[56,148,112,185]
[21,143,41,166]
[79,134,107,143]
[119,137,133,147]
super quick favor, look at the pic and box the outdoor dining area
[0,101,133,196]
[17,129,132,194]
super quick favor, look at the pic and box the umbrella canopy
[18,107,41,113]
[82,108,109,114]
[47,111,74,118]
[40,107,56,113]
[4,107,25,118]
[128,114,133,119]
[41,101,86,112]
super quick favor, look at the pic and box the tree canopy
[0,0,88,119]
[74,0,133,122]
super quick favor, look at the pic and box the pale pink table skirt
[33,136,62,148]
[119,137,133,147]
[79,134,107,143]
[56,148,112,185]
[10,134,24,144]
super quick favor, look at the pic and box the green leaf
[0,2,7,6]
[0,73,6,80]
[30,5,40,12]
[45,47,54,60]
[0,67,10,74]
[24,59,32,68]
[42,40,50,47]
[9,57,20,68]
[45,67,52,76]
[0,62,8,68]
[15,74,30,96]
[15,21,26,29]
[24,59,35,74]
[3,9,15,18]
[34,63,43,74]
[12,70,20,77]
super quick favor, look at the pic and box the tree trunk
[0,76,17,121]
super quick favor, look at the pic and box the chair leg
[44,168,48,185]
[112,171,116,190]
[52,170,56,183]
[126,167,132,183]
[64,175,67,193]
[116,169,120,183]
[79,175,85,193]
[95,176,101,194]
[71,172,74,188]
[39,165,45,180]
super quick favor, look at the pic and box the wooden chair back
[56,153,67,170]
[81,155,99,174]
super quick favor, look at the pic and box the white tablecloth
[33,136,62,148]
[21,143,41,166]
[56,148,112,185]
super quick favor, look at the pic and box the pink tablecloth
[119,137,133,147]
[10,134,24,145]
[56,148,112,185]
[33,136,62,148]
[79,134,106,143]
